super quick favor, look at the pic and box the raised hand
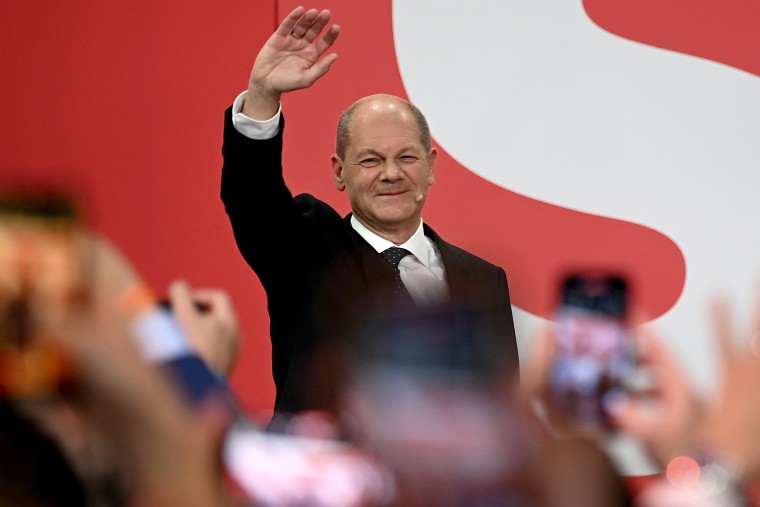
[244,6,340,119]
[698,294,760,485]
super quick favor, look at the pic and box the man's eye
[360,158,380,167]
[400,155,418,163]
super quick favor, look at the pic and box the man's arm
[221,7,341,289]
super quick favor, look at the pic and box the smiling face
[332,95,437,243]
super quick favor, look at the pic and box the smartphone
[548,273,636,432]
[221,420,394,507]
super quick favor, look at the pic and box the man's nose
[380,160,404,181]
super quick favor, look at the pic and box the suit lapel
[342,214,397,292]
[341,217,468,304]
[423,223,471,302]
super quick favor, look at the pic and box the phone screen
[222,422,394,507]
[549,274,635,431]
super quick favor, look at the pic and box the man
[221,6,519,416]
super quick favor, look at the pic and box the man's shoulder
[293,193,344,222]
[423,223,504,274]
[443,241,505,276]
[292,194,359,244]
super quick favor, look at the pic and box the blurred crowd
[2,192,760,507]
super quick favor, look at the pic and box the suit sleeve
[496,266,520,378]
[220,107,319,296]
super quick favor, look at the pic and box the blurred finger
[751,282,760,358]
[184,289,236,322]
[636,327,678,376]
[710,296,736,364]
[168,279,199,324]
[608,394,652,437]
[521,323,555,399]
[183,288,228,307]
[636,327,695,402]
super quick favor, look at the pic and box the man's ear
[332,155,346,191]
[426,147,438,186]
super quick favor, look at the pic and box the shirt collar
[350,216,433,269]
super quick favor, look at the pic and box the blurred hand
[46,237,233,507]
[608,327,704,466]
[53,308,233,507]
[522,321,704,464]
[699,295,760,485]
[521,325,591,438]
[81,232,155,321]
[168,280,241,377]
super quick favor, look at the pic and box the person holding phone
[221,6,519,419]
[611,295,760,506]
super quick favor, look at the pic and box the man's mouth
[376,190,409,197]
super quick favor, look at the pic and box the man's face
[332,98,437,239]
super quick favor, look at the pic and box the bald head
[335,94,432,160]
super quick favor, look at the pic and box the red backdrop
[2,0,759,417]
[0,0,279,412]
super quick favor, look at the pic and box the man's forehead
[352,140,424,157]
[354,104,412,127]
[351,100,419,136]
[341,94,427,157]
[348,121,425,156]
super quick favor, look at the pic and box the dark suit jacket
[221,108,519,415]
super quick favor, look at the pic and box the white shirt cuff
[231,90,281,140]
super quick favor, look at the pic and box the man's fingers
[274,5,306,37]
[255,8,340,96]
[313,24,341,57]
[302,9,332,43]
[287,8,320,39]
[303,53,338,86]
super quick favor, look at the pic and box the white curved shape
[394,0,760,475]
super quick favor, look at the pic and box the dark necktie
[381,247,413,302]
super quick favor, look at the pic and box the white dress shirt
[350,216,449,306]
[231,92,450,306]
[232,91,281,139]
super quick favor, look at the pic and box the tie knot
[381,247,411,268]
